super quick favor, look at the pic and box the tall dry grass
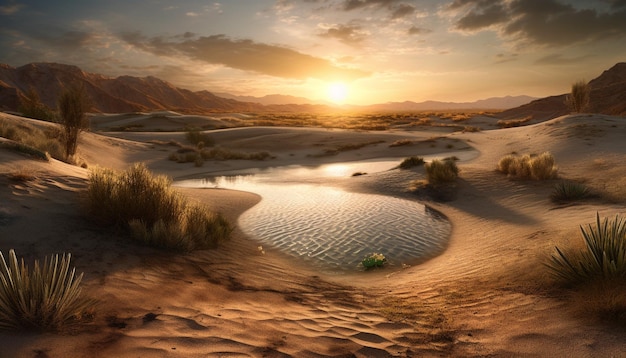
[497,152,558,180]
[0,119,63,160]
[426,158,458,184]
[85,163,231,251]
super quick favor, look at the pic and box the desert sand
[1,111,625,357]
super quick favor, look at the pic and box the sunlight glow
[327,82,348,104]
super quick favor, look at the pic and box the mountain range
[0,62,625,117]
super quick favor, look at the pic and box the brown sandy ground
[0,112,625,357]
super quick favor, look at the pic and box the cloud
[390,3,416,19]
[407,26,432,35]
[318,23,367,45]
[14,27,98,52]
[0,2,23,15]
[534,53,592,65]
[449,0,626,47]
[119,32,370,81]
[342,0,402,11]
[454,1,508,31]
[340,0,416,19]
[609,0,626,9]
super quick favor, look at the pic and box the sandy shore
[1,112,625,357]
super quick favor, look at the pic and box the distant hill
[0,63,265,114]
[359,95,537,112]
[2,62,624,117]
[497,62,626,121]
[214,92,329,106]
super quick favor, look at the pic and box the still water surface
[176,159,451,273]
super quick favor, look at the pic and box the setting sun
[327,82,348,104]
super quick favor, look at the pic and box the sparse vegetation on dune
[18,88,58,123]
[0,249,94,332]
[168,145,272,166]
[566,80,590,113]
[547,213,626,285]
[399,156,425,169]
[426,158,459,184]
[0,119,62,160]
[497,116,532,128]
[185,128,215,147]
[546,214,626,322]
[497,152,558,180]
[551,181,593,203]
[85,163,232,251]
[313,140,385,157]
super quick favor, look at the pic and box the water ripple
[176,160,451,272]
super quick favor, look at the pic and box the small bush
[361,253,387,269]
[546,213,626,285]
[566,80,590,113]
[551,181,591,203]
[0,249,94,331]
[85,163,231,251]
[0,120,63,160]
[185,129,215,147]
[18,88,58,122]
[426,158,458,184]
[389,139,413,147]
[399,156,425,169]
[497,152,557,180]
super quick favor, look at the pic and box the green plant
[361,253,386,269]
[551,181,591,203]
[58,84,90,158]
[85,163,232,251]
[566,80,590,113]
[426,158,458,184]
[0,249,94,331]
[399,156,425,169]
[546,213,626,284]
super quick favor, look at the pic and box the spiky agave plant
[0,250,94,331]
[546,213,626,284]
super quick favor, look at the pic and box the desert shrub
[463,126,481,133]
[399,156,424,169]
[0,119,63,160]
[497,116,532,128]
[85,163,231,251]
[58,85,90,158]
[551,181,591,203]
[185,129,215,147]
[389,139,413,147]
[18,88,58,122]
[426,158,458,184]
[566,80,590,113]
[0,249,94,331]
[546,213,626,285]
[497,152,557,180]
[200,147,271,161]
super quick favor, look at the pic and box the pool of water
[175,159,451,273]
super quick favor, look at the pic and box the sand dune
[0,112,625,357]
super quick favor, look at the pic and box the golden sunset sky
[1,0,625,104]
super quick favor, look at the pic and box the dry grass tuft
[85,163,232,251]
[497,152,558,180]
[426,158,459,184]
